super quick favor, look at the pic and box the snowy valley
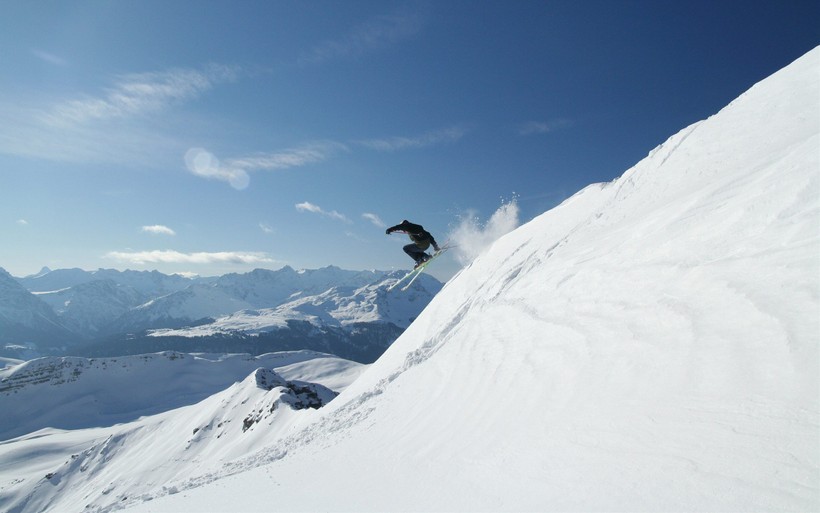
[1,47,819,512]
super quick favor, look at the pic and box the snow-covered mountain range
[0,47,817,512]
[18,267,200,298]
[111,266,437,334]
[1,266,442,361]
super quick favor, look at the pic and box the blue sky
[2,0,818,280]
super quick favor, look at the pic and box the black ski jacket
[386,220,440,251]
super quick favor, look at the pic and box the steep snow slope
[0,269,76,353]
[123,48,819,512]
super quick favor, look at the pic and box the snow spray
[448,197,520,266]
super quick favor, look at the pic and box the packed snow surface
[3,48,819,512]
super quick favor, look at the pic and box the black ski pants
[403,243,429,263]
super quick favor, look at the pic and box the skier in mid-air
[386,220,441,269]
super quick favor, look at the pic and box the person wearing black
[386,220,441,268]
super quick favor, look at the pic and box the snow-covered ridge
[0,353,363,513]
[0,350,364,441]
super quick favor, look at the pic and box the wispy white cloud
[31,49,69,67]
[299,12,423,66]
[518,119,573,136]
[16,219,29,226]
[42,65,239,127]
[356,126,467,151]
[184,148,250,190]
[0,65,240,166]
[296,201,351,223]
[141,225,176,236]
[186,125,465,189]
[105,249,274,265]
[259,222,274,234]
[185,141,345,190]
[172,271,201,279]
[362,212,386,228]
[225,141,347,170]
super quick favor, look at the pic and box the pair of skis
[387,242,452,292]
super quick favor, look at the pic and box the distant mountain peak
[33,267,52,278]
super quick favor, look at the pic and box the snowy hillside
[0,351,363,441]
[2,47,818,513]
[114,47,818,512]
[0,350,365,513]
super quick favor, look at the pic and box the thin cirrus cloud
[0,64,240,165]
[105,250,274,266]
[31,48,69,67]
[355,126,467,151]
[41,65,240,127]
[362,213,386,228]
[295,201,351,223]
[224,141,347,170]
[184,125,467,190]
[296,206,387,229]
[298,11,424,66]
[141,225,176,236]
[184,141,346,190]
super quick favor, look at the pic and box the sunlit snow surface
[3,48,819,512]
